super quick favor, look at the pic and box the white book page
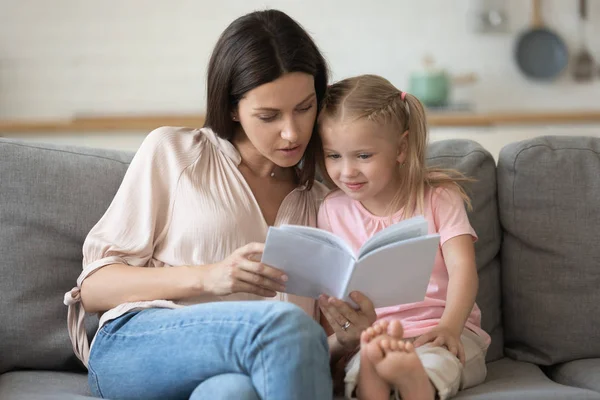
[358,216,429,258]
[344,234,440,308]
[261,227,355,299]
[278,224,354,255]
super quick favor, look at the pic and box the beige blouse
[63,126,328,367]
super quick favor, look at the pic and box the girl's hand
[413,324,465,365]
[201,242,288,297]
[319,292,377,351]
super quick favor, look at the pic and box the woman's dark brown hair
[203,9,329,189]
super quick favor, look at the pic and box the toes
[361,331,370,344]
[381,339,411,354]
[387,320,404,339]
[366,327,376,338]
[373,320,389,333]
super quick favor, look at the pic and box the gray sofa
[1,133,599,400]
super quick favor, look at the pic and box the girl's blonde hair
[318,74,472,217]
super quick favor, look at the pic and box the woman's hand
[200,242,288,297]
[319,291,377,351]
[413,324,465,365]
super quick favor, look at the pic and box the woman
[63,9,375,400]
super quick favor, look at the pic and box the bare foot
[361,320,404,345]
[365,338,436,400]
[386,320,403,339]
[356,321,404,400]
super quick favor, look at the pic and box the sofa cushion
[547,358,600,393]
[455,358,600,399]
[0,371,94,400]
[498,136,600,365]
[0,139,133,373]
[428,139,503,362]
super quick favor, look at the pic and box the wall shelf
[2,111,600,134]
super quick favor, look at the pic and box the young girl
[316,75,491,400]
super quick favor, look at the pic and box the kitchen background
[1,0,599,159]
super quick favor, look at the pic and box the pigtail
[403,94,428,215]
[405,93,473,211]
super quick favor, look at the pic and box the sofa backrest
[0,136,504,373]
[428,139,503,362]
[0,138,133,373]
[498,135,600,365]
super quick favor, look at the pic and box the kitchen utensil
[471,0,509,33]
[408,56,477,108]
[515,0,568,81]
[572,0,595,82]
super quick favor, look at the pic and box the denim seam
[87,360,104,398]
[256,343,269,400]
[239,317,269,400]
[98,320,257,338]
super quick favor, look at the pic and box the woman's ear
[396,130,409,164]
[231,107,239,122]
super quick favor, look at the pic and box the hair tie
[399,91,407,101]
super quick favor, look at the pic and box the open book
[261,216,439,308]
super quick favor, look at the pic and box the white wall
[429,124,600,160]
[2,0,600,120]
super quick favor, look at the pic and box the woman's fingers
[235,268,286,292]
[327,297,361,324]
[319,297,349,328]
[238,242,266,257]
[239,259,288,285]
[217,243,286,297]
[234,281,278,298]
[348,291,376,321]
[319,302,342,331]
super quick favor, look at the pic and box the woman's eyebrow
[253,93,316,111]
[296,93,316,105]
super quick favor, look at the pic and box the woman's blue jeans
[87,301,333,400]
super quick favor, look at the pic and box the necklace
[239,160,279,179]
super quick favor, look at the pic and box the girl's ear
[397,130,409,164]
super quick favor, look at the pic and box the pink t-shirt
[317,187,491,345]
